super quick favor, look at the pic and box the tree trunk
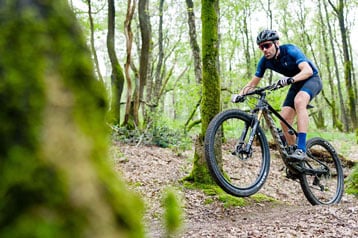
[185,0,202,84]
[324,0,348,131]
[142,0,164,128]
[242,7,252,80]
[123,0,138,129]
[153,0,165,104]
[86,0,103,82]
[317,0,339,129]
[259,0,274,83]
[328,0,356,131]
[107,0,125,124]
[184,0,202,132]
[187,0,220,184]
[0,1,144,236]
[137,0,152,126]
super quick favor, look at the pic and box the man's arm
[231,76,262,103]
[240,76,261,95]
[291,62,313,83]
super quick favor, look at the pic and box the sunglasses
[259,42,273,50]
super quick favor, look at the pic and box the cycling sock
[297,132,307,152]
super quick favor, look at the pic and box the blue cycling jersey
[255,44,318,78]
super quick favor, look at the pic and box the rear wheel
[204,109,270,197]
[299,137,344,205]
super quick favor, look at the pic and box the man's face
[259,41,277,59]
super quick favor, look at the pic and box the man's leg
[295,91,310,143]
[289,91,311,160]
[280,106,296,145]
[295,91,310,138]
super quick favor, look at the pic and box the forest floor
[114,141,358,238]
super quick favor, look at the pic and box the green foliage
[152,125,189,149]
[307,130,355,142]
[162,188,183,237]
[112,124,192,150]
[307,131,355,157]
[346,164,358,196]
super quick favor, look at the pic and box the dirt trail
[115,142,358,237]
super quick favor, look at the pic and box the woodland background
[70,0,358,135]
[0,0,357,237]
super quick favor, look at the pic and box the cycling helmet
[256,29,279,45]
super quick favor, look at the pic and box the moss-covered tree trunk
[187,0,220,184]
[0,1,143,237]
[108,0,125,124]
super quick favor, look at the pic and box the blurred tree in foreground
[0,0,144,237]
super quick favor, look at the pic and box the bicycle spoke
[205,109,270,197]
[299,138,344,205]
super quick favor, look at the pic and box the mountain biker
[232,29,322,161]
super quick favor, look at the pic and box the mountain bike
[204,83,344,205]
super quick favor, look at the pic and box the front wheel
[299,137,344,205]
[204,109,270,197]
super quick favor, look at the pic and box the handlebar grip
[231,94,245,103]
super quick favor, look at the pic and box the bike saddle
[307,104,314,109]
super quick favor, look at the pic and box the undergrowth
[112,124,192,151]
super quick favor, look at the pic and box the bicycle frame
[205,83,344,204]
[241,86,297,160]
[239,84,331,176]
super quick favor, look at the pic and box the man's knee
[294,92,310,109]
[280,107,295,123]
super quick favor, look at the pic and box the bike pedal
[286,173,299,180]
[285,168,299,180]
[313,176,319,186]
[312,176,325,191]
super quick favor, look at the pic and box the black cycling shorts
[283,75,322,109]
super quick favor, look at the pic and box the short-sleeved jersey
[255,44,318,78]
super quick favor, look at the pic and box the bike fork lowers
[239,110,263,155]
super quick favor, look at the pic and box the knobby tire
[299,137,344,205]
[204,109,270,197]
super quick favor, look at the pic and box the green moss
[184,182,246,208]
[200,0,220,136]
[346,164,358,197]
[204,198,215,205]
[188,0,220,192]
[251,193,278,203]
[184,136,214,185]
[162,188,183,237]
[184,181,281,208]
[217,194,246,208]
[186,154,213,184]
[0,1,144,237]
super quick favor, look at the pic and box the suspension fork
[240,109,264,153]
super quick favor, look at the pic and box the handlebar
[243,82,282,97]
[233,82,283,103]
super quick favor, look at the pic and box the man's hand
[277,77,294,87]
[231,94,245,103]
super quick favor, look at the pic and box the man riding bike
[232,29,322,161]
